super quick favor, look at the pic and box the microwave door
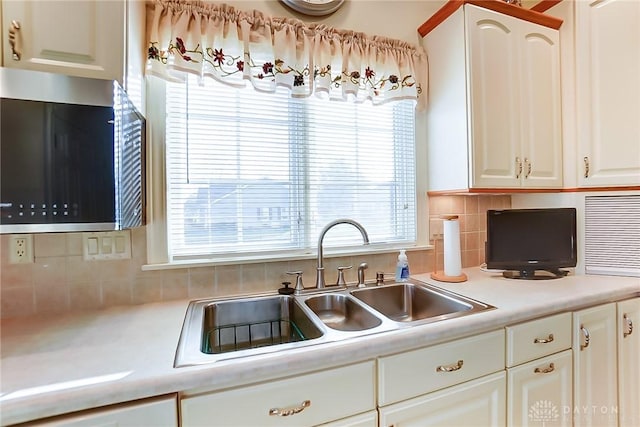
[49,103,116,223]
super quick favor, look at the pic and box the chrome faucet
[315,219,370,289]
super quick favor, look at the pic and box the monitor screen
[485,208,577,279]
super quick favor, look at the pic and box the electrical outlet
[9,234,34,264]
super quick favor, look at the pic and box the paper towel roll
[443,216,462,277]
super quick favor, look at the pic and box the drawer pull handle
[269,400,311,417]
[436,360,463,372]
[584,156,590,178]
[580,325,590,350]
[534,363,555,374]
[9,20,22,61]
[623,313,633,338]
[534,333,554,344]
[516,157,523,179]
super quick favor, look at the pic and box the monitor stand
[502,269,569,280]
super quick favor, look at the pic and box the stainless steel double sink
[174,280,494,367]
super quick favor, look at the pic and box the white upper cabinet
[422,3,562,192]
[2,1,125,81]
[2,0,145,112]
[575,0,640,187]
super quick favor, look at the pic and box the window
[164,75,416,260]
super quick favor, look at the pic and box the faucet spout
[316,219,370,289]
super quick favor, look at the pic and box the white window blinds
[585,195,640,277]
[165,75,416,259]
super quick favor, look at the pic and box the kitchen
[1,0,639,426]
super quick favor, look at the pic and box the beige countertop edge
[1,268,639,426]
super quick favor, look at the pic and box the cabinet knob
[580,325,590,350]
[268,399,311,417]
[9,20,22,61]
[524,158,532,179]
[623,313,634,338]
[515,157,523,179]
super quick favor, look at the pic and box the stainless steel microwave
[0,67,145,233]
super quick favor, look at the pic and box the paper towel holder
[430,215,468,283]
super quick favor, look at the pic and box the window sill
[141,244,434,271]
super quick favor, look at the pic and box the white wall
[226,0,446,46]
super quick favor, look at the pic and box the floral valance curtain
[146,0,428,110]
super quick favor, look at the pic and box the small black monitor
[485,208,577,280]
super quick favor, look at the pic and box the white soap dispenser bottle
[395,250,410,282]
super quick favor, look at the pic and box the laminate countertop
[1,268,638,425]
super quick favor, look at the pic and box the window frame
[143,76,429,267]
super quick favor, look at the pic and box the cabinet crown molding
[418,0,563,37]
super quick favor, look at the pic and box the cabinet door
[466,5,521,188]
[2,0,125,81]
[378,371,506,427]
[507,349,572,427]
[573,303,618,427]
[518,20,562,188]
[576,0,640,187]
[618,298,640,427]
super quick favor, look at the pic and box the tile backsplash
[0,195,510,318]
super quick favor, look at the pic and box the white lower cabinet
[180,361,375,426]
[378,371,506,427]
[22,396,178,426]
[618,297,640,427]
[377,330,505,406]
[505,311,573,426]
[573,302,618,427]
[377,330,505,427]
[507,350,572,427]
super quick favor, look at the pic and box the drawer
[24,396,178,427]
[181,361,375,426]
[506,312,571,367]
[378,329,505,405]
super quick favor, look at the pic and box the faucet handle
[376,271,385,286]
[286,271,305,292]
[336,265,353,286]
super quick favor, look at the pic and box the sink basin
[175,295,324,366]
[201,295,323,354]
[351,282,483,323]
[304,294,382,331]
